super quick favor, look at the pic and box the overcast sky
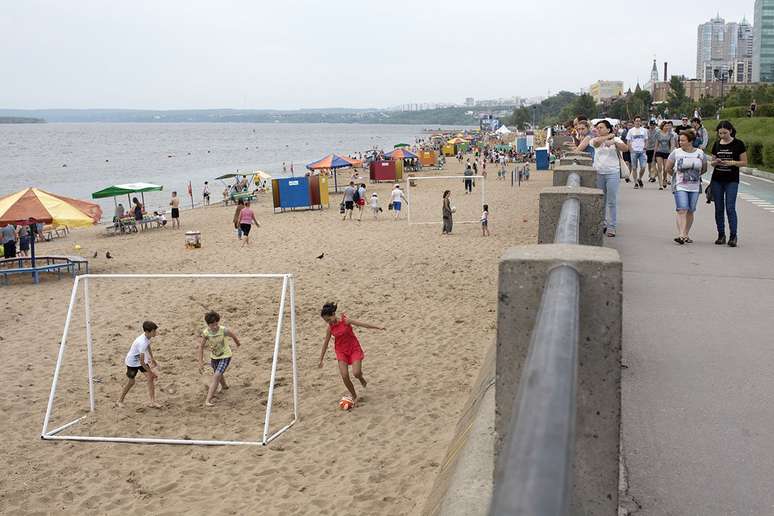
[1,0,753,110]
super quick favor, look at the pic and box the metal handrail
[490,264,580,515]
[490,167,583,515]
[554,172,581,244]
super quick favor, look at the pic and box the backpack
[352,188,360,203]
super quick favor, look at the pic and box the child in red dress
[318,302,385,407]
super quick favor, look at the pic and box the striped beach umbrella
[306,153,361,170]
[0,188,103,277]
[0,188,102,227]
[384,148,418,160]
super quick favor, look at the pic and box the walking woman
[665,129,707,244]
[442,190,453,234]
[589,120,628,237]
[710,121,747,247]
[654,121,676,190]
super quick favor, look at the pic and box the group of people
[1,223,32,259]
[570,115,746,245]
[340,181,408,221]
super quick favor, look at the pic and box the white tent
[495,125,512,135]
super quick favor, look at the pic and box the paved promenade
[608,177,774,515]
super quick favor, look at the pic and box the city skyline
[0,0,755,110]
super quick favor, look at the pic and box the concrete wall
[496,244,622,515]
[422,342,496,516]
[553,164,597,188]
[539,187,605,246]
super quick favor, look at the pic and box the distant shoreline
[0,116,45,124]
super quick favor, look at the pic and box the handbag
[388,202,393,210]
[617,150,631,180]
[705,183,714,204]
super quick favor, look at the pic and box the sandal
[684,237,693,244]
[674,237,685,245]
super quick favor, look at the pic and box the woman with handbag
[665,129,707,245]
[590,120,628,237]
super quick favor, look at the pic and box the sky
[0,0,754,110]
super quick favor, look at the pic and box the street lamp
[714,67,735,119]
[532,105,537,129]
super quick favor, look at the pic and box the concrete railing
[494,157,622,515]
[422,157,622,516]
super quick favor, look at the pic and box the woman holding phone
[709,121,747,247]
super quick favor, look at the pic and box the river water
[0,123,444,217]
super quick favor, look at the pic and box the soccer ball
[451,206,456,213]
[338,396,354,411]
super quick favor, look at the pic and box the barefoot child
[118,321,161,408]
[318,302,385,407]
[197,311,242,407]
[481,204,490,236]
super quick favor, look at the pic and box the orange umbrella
[0,188,102,280]
[0,188,102,227]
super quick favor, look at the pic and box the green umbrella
[91,182,163,207]
[394,143,410,148]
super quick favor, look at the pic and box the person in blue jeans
[709,121,747,248]
[589,120,629,237]
[665,129,707,244]
[626,116,649,189]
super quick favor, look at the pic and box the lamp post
[532,105,537,129]
[714,67,734,119]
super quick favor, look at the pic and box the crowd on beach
[563,114,747,246]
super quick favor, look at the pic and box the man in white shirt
[626,116,649,189]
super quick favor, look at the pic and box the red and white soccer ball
[338,396,354,411]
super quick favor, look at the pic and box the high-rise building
[589,81,623,103]
[753,0,774,82]
[464,97,475,107]
[697,15,754,83]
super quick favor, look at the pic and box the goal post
[406,175,486,225]
[40,273,298,446]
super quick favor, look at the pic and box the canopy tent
[447,137,466,145]
[91,182,164,208]
[393,143,410,148]
[384,148,418,160]
[495,125,512,135]
[306,154,361,192]
[0,188,102,280]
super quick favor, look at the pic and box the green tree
[572,93,599,119]
[667,76,691,116]
[697,95,720,118]
[508,106,532,130]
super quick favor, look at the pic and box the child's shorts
[211,357,231,374]
[126,365,147,379]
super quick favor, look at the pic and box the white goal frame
[406,175,486,225]
[40,273,298,446]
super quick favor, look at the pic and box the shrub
[762,142,774,169]
[748,141,764,166]
[720,103,774,119]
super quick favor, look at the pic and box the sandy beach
[1,159,545,515]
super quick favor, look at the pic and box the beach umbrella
[384,148,418,160]
[394,143,410,148]
[447,137,466,145]
[306,154,361,192]
[0,188,102,281]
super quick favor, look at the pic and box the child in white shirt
[370,193,380,220]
